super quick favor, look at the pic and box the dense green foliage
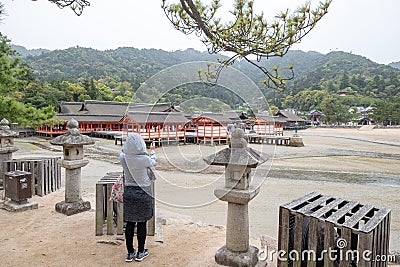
[373,96,400,125]
[291,52,400,99]
[389,61,400,70]
[24,47,218,88]
[0,34,27,97]
[8,44,400,125]
[0,34,55,126]
[160,83,242,113]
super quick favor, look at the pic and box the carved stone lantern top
[50,119,94,147]
[203,128,268,168]
[0,118,18,138]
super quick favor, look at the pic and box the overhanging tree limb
[162,0,332,89]
[43,0,331,89]
[47,0,90,16]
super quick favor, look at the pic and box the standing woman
[120,133,156,262]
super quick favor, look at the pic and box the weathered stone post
[50,119,94,216]
[204,128,268,267]
[0,118,18,188]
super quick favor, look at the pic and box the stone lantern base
[215,245,259,267]
[290,136,304,147]
[1,200,38,212]
[55,200,91,216]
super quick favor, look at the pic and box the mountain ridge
[15,44,400,108]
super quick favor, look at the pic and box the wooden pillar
[226,123,229,144]
[95,183,104,236]
[167,123,170,144]
[203,123,206,144]
[183,124,187,144]
[175,124,179,143]
[218,124,220,144]
[196,124,199,144]
[147,180,156,236]
[211,123,214,145]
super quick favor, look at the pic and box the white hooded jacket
[120,133,157,187]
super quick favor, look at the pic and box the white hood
[123,133,146,155]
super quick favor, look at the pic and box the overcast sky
[1,0,399,64]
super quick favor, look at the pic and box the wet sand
[1,127,399,266]
[148,127,400,246]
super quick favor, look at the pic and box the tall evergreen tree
[0,33,28,96]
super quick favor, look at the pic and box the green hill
[21,46,400,110]
[389,61,400,70]
[24,47,220,89]
[11,44,49,57]
[290,51,400,98]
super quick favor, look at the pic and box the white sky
[1,0,399,64]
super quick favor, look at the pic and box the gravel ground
[3,127,399,266]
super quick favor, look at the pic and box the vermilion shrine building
[36,100,290,144]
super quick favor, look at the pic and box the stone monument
[50,119,94,216]
[204,128,268,267]
[0,118,18,188]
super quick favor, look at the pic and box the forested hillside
[23,47,220,90]
[23,47,400,102]
[8,44,400,125]
[389,61,400,70]
[11,44,49,57]
[292,52,400,98]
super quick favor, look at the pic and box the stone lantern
[0,118,18,187]
[204,128,268,267]
[290,122,304,147]
[50,119,94,216]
